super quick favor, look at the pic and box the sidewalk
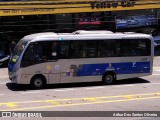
[0,57,159,76]
[0,68,8,76]
[153,56,160,67]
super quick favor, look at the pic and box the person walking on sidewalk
[9,41,16,54]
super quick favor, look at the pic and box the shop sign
[78,17,101,25]
[91,1,135,9]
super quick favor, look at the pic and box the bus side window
[121,39,151,57]
[23,43,44,61]
[86,41,97,58]
[122,40,135,56]
[137,39,151,56]
[71,41,86,58]
[36,41,58,60]
[115,41,122,57]
[23,43,43,61]
[59,41,69,59]
[51,42,58,59]
[23,44,35,61]
[35,44,43,60]
[98,40,116,57]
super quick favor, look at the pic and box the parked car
[141,28,160,47]
[0,41,10,68]
[127,17,139,25]
[128,27,160,47]
[0,55,10,68]
[146,15,157,26]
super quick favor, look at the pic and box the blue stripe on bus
[76,62,150,77]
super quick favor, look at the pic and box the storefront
[0,0,160,57]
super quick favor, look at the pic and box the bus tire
[102,72,116,85]
[30,75,46,89]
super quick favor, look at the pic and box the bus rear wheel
[31,76,46,89]
[102,73,115,85]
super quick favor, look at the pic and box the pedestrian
[9,41,16,54]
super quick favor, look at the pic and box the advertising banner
[116,14,158,29]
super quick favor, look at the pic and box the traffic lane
[0,78,160,110]
[1,76,160,100]
[0,71,159,109]
[0,90,160,111]
[0,77,160,119]
[47,94,160,111]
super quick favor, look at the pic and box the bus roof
[73,30,113,34]
[22,30,152,42]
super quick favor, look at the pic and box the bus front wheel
[102,73,115,85]
[31,75,46,89]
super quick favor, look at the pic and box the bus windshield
[10,40,28,63]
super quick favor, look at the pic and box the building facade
[0,0,160,55]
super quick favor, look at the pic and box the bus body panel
[8,31,154,86]
[13,56,152,85]
[20,62,61,84]
[117,73,151,80]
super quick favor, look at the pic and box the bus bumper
[9,74,21,84]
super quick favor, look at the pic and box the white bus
[8,30,154,89]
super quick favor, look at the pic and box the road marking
[0,83,6,85]
[0,76,8,78]
[45,100,61,105]
[153,66,160,70]
[2,96,160,111]
[151,83,160,84]
[115,83,160,87]
[145,83,160,85]
[54,89,74,92]
[115,85,125,88]
[1,92,160,111]
[144,84,153,86]
[152,74,160,76]
[0,103,17,108]
[115,85,134,88]
[21,91,41,94]
[5,103,17,108]
[85,86,105,89]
